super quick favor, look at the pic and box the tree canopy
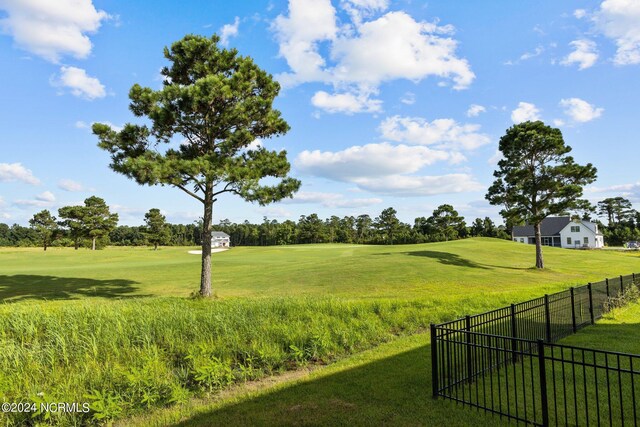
[144,208,170,250]
[29,210,58,251]
[486,121,597,268]
[93,34,301,296]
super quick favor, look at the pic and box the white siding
[559,221,603,248]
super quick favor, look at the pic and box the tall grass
[0,296,481,426]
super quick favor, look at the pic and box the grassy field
[123,301,640,427]
[0,238,639,425]
[1,238,640,301]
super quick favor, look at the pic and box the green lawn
[1,238,639,301]
[0,239,639,426]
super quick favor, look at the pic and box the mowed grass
[0,239,639,425]
[1,238,639,302]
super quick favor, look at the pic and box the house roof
[211,231,230,238]
[512,217,572,237]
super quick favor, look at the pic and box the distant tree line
[212,205,509,246]
[0,202,512,249]
[4,197,638,249]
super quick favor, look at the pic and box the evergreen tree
[94,34,300,296]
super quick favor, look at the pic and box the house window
[513,238,517,242]
[584,237,589,244]
[571,226,581,232]
[567,237,571,245]
[520,238,524,243]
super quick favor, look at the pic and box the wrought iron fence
[431,273,640,426]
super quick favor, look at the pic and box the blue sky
[1,0,639,226]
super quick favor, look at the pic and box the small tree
[486,121,597,268]
[83,196,119,250]
[374,207,400,244]
[94,34,300,296]
[58,197,118,250]
[29,210,58,251]
[58,205,86,249]
[428,204,466,241]
[144,208,170,250]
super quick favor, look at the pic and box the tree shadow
[171,341,506,427]
[402,250,490,269]
[0,275,146,302]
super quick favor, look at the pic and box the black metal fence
[431,273,640,426]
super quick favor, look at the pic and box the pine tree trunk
[199,188,213,297]
[154,243,158,250]
[92,237,96,251]
[534,222,544,269]
[44,240,47,251]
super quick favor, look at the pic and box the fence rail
[431,273,640,426]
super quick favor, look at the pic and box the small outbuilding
[211,231,231,248]
[512,217,604,249]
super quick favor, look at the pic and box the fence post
[606,278,610,298]
[510,304,518,363]
[465,315,473,382]
[431,324,439,399]
[537,340,550,427]
[588,283,594,324]
[620,275,625,294]
[544,294,551,342]
[570,287,577,333]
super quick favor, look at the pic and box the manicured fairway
[1,238,639,302]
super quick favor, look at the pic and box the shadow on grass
[0,275,145,302]
[172,343,505,427]
[402,250,490,269]
[377,249,531,271]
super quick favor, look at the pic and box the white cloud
[561,39,598,70]
[52,66,106,99]
[553,119,565,127]
[594,0,640,65]
[311,90,382,113]
[58,179,85,192]
[296,142,451,180]
[341,0,389,26]
[272,0,337,87]
[520,45,544,61]
[587,181,640,201]
[353,174,482,196]
[379,116,491,150]
[466,104,486,117]
[285,191,382,208]
[574,9,587,19]
[559,98,604,123]
[330,11,474,89]
[219,17,239,46]
[0,163,40,185]
[400,92,415,105]
[511,102,541,124]
[272,2,474,113]
[0,0,109,62]
[35,191,56,202]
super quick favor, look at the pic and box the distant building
[211,231,231,248]
[512,217,604,249]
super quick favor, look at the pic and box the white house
[512,217,604,249]
[211,231,231,248]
